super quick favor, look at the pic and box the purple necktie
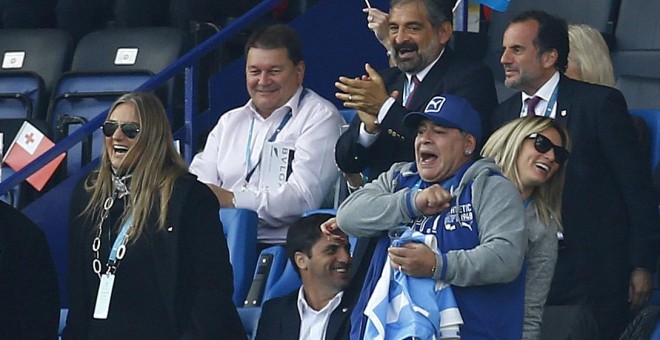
[525,96,541,117]
[404,75,421,108]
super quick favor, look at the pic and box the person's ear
[438,21,453,45]
[464,134,477,156]
[294,251,308,271]
[541,49,558,69]
[295,61,305,84]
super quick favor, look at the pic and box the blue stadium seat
[631,110,660,171]
[244,245,288,307]
[47,26,185,176]
[263,260,302,302]
[0,73,43,119]
[0,29,72,120]
[48,71,153,175]
[238,307,262,340]
[339,109,356,125]
[220,208,258,306]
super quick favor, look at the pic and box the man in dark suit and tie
[493,10,660,339]
[334,0,497,179]
[255,213,353,340]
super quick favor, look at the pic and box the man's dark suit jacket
[492,74,660,306]
[335,47,498,178]
[0,200,60,340]
[255,289,351,340]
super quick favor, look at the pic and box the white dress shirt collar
[297,287,344,340]
[247,85,305,120]
[405,47,444,84]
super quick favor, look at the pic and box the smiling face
[245,47,304,118]
[105,102,140,171]
[388,1,449,74]
[297,233,351,295]
[516,127,563,198]
[501,20,557,95]
[414,119,474,183]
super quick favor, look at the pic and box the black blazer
[335,47,498,177]
[493,75,660,303]
[0,201,60,340]
[64,174,244,339]
[255,289,352,340]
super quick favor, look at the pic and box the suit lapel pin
[167,226,174,232]
[561,110,567,117]
[342,307,348,313]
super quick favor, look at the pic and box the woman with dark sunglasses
[481,116,571,340]
[64,92,244,339]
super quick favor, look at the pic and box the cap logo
[425,96,446,113]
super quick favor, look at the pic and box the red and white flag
[3,121,65,191]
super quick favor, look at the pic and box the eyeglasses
[526,133,569,166]
[102,121,141,139]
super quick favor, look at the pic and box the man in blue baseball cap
[403,94,482,145]
[336,95,527,338]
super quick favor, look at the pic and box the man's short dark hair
[244,24,303,65]
[509,10,569,73]
[390,0,455,29]
[286,213,336,274]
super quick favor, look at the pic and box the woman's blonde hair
[481,117,571,226]
[568,24,615,87]
[83,92,188,241]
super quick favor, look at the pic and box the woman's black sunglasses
[102,121,141,139]
[526,133,569,166]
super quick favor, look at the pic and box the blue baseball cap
[403,95,482,143]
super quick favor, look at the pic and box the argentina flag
[363,229,463,339]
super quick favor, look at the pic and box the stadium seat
[263,259,302,302]
[630,110,660,171]
[238,307,262,340]
[47,27,185,176]
[612,0,660,110]
[220,208,258,306]
[0,29,72,120]
[244,245,288,307]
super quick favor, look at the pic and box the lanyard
[245,111,292,183]
[522,85,558,117]
[108,214,133,266]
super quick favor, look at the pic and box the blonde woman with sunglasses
[481,116,571,339]
[64,92,243,339]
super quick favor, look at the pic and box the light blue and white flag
[363,229,463,340]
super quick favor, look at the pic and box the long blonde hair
[568,24,615,87]
[82,92,188,241]
[481,117,571,226]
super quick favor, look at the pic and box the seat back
[244,245,288,307]
[263,260,302,302]
[238,307,262,340]
[612,0,660,110]
[220,208,258,306]
[70,26,186,110]
[47,26,185,175]
[0,73,43,119]
[48,71,154,175]
[0,29,72,120]
[631,110,660,171]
